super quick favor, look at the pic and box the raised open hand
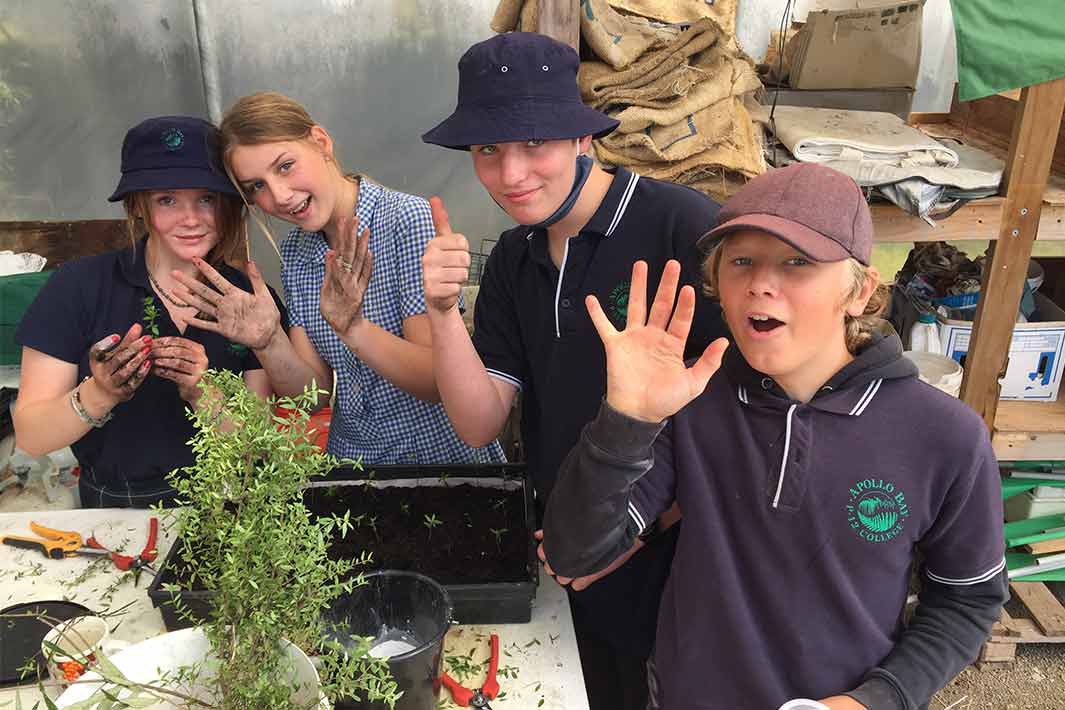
[321,214,373,337]
[587,260,728,423]
[172,258,281,350]
[87,323,152,403]
[422,196,470,315]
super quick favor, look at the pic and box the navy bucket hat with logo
[422,32,619,151]
[108,116,239,202]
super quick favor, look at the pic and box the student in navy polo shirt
[542,163,1008,710]
[421,32,728,710]
[14,116,291,508]
[210,92,503,466]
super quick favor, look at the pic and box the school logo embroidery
[846,478,910,543]
[608,280,630,325]
[161,127,184,152]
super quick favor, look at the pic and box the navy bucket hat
[108,116,239,202]
[422,32,619,151]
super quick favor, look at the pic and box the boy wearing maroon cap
[542,163,1008,710]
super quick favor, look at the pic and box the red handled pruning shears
[87,517,159,585]
[1,522,111,560]
[442,633,500,708]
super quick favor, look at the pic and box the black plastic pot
[147,463,539,630]
[329,570,451,710]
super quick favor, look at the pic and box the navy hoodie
[544,334,1007,710]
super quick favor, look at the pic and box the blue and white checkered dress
[280,178,505,465]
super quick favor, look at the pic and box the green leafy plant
[423,513,442,542]
[122,370,397,709]
[142,296,161,337]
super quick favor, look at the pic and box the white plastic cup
[42,616,128,688]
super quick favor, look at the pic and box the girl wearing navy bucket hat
[421,32,728,710]
[13,116,291,508]
[206,92,503,466]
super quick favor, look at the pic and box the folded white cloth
[0,251,47,277]
[752,106,959,167]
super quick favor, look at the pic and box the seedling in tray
[489,527,508,552]
[423,513,443,541]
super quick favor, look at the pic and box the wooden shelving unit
[872,96,1065,462]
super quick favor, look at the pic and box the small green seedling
[489,527,508,552]
[423,513,442,541]
[142,297,161,337]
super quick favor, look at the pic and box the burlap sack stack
[491,0,766,201]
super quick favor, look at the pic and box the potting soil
[303,483,529,585]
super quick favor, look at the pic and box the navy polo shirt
[16,244,288,493]
[627,341,1006,708]
[473,166,727,499]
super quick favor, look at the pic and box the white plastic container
[908,312,942,355]
[1005,490,1065,522]
[903,351,964,398]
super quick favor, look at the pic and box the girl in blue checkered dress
[209,91,503,465]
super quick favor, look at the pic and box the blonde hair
[121,191,246,266]
[219,91,359,255]
[702,238,888,354]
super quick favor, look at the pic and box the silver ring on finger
[338,258,354,273]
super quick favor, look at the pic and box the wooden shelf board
[872,118,1065,243]
[993,399,1065,460]
[872,200,1065,243]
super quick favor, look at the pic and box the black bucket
[328,570,452,710]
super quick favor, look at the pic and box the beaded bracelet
[70,378,113,428]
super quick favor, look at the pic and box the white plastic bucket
[903,351,963,397]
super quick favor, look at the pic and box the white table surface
[0,507,587,709]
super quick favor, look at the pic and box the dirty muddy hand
[321,214,373,337]
[171,258,281,350]
[87,323,152,403]
[150,336,209,404]
[422,196,470,315]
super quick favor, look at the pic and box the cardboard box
[939,293,1065,401]
[789,0,924,91]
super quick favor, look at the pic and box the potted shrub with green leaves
[59,369,400,708]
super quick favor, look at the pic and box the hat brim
[108,166,239,202]
[422,100,619,151]
[698,213,857,263]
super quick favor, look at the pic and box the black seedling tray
[147,463,539,630]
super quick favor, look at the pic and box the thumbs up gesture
[422,196,471,315]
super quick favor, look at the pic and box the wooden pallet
[979,581,1065,666]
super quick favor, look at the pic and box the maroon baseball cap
[700,163,873,265]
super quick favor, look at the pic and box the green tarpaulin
[950,0,1065,101]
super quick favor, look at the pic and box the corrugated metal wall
[0,0,514,286]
